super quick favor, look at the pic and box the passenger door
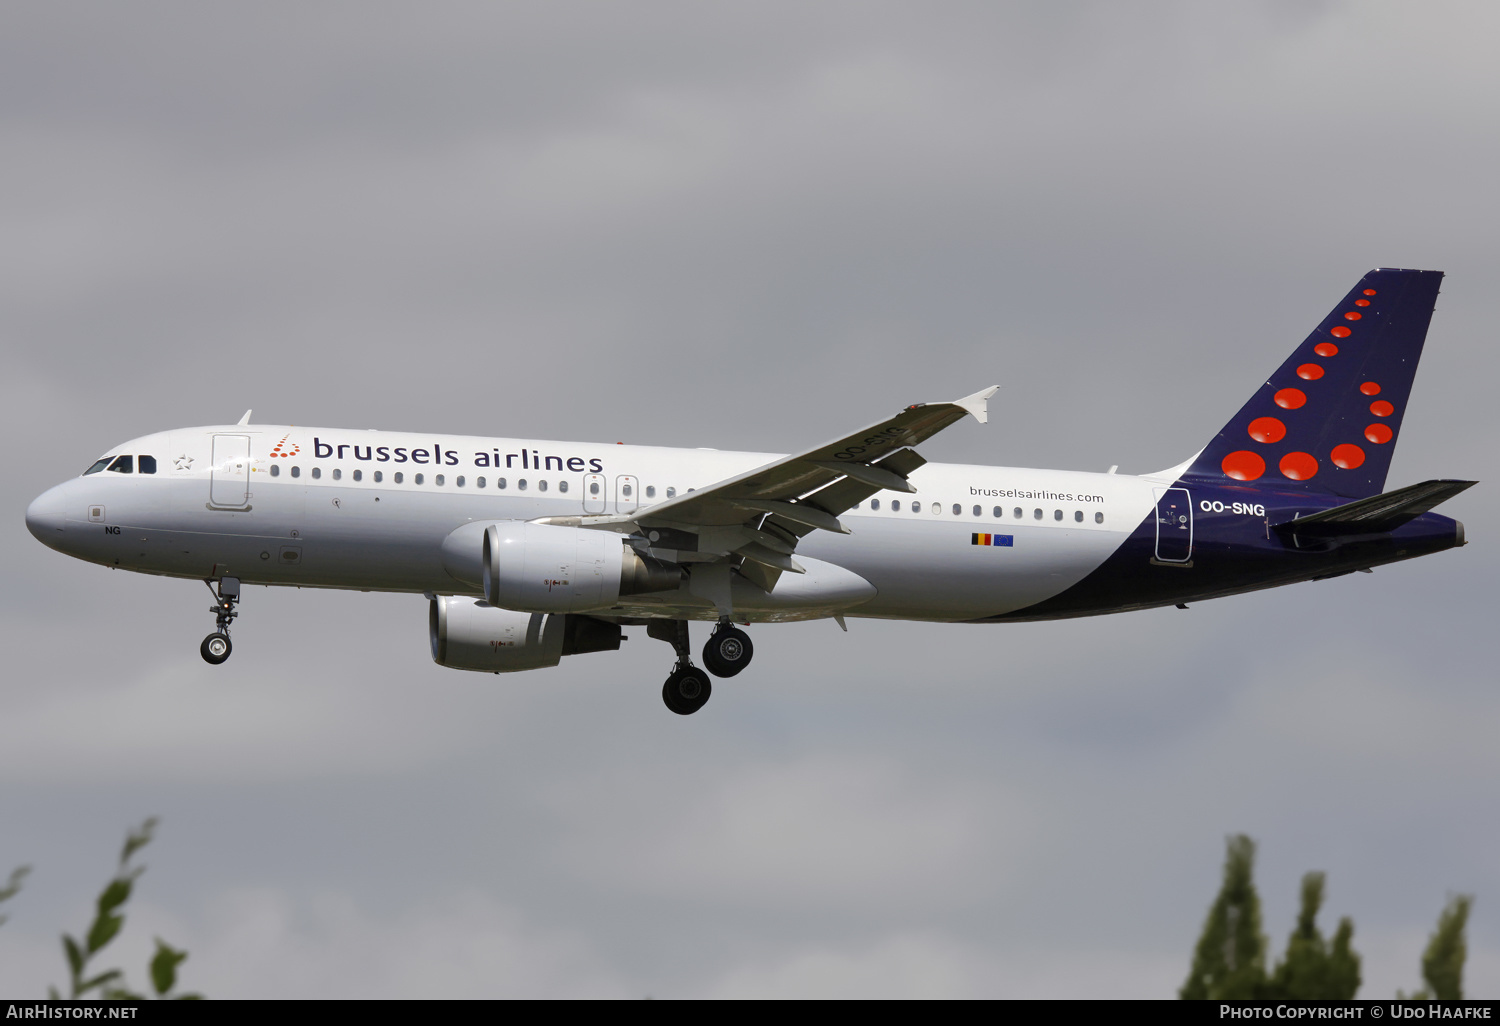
[1153,488,1193,563]
[210,434,251,509]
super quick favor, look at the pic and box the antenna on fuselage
[237,410,252,425]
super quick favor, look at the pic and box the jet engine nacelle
[429,596,625,673]
[441,521,681,613]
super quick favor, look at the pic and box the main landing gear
[703,623,753,678]
[200,577,240,665]
[647,619,755,715]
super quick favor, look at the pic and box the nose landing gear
[200,577,240,665]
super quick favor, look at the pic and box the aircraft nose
[25,485,68,549]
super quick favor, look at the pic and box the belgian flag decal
[972,533,1013,547]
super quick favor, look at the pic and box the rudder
[1181,268,1443,498]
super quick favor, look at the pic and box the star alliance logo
[174,454,194,471]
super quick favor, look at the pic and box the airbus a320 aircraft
[26,269,1473,715]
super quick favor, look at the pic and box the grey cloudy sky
[2,1,1496,998]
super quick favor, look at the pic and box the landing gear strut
[648,619,712,715]
[200,577,240,665]
[703,622,753,678]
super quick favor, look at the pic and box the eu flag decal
[971,533,1013,547]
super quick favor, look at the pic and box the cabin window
[952,504,962,516]
[477,477,486,488]
[414,473,424,485]
[891,500,901,512]
[312,467,322,479]
[1054,509,1063,521]
[558,480,568,493]
[973,505,981,517]
[1074,510,1083,523]
[497,478,506,489]
[537,479,547,492]
[1013,507,1022,519]
[931,503,941,515]
[589,481,600,496]
[456,476,465,487]
[666,487,677,498]
[394,472,403,484]
[83,458,111,476]
[1095,512,1104,524]
[993,506,1002,518]
[107,455,133,474]
[374,471,383,483]
[291,466,301,478]
[1033,508,1042,520]
[270,464,280,478]
[870,498,880,510]
[435,474,445,486]
[352,469,362,482]
[518,479,527,490]
[139,456,157,474]
[622,483,633,498]
[332,468,342,481]
[646,485,656,498]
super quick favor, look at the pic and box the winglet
[950,386,999,425]
[236,410,252,426]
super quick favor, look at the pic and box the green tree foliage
[1181,835,1269,999]
[1265,872,1361,999]
[1,819,202,1000]
[1401,895,1474,1000]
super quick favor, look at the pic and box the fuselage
[25,423,1464,624]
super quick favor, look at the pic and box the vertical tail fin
[1182,268,1443,498]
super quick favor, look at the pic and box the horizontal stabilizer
[1273,479,1476,536]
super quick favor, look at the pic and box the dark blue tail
[1181,268,1443,499]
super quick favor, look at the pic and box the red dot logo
[1330,326,1352,338]
[1275,388,1307,409]
[1330,444,1366,469]
[1247,416,1287,443]
[1314,342,1339,357]
[1354,299,1370,307]
[1344,311,1362,321]
[1370,400,1394,417]
[1297,364,1325,380]
[1365,423,1394,444]
[1360,381,1381,395]
[1280,452,1319,480]
[1222,451,1266,481]
[1363,288,1377,295]
[267,434,301,458]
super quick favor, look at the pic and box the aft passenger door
[1153,488,1192,563]
[210,434,251,509]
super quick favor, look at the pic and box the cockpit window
[107,455,133,474]
[138,455,157,474]
[83,458,111,476]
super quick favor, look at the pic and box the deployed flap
[631,386,998,533]
[1274,479,1475,536]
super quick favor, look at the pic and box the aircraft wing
[558,386,997,584]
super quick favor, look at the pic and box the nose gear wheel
[200,577,241,665]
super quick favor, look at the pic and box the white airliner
[26,270,1472,714]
